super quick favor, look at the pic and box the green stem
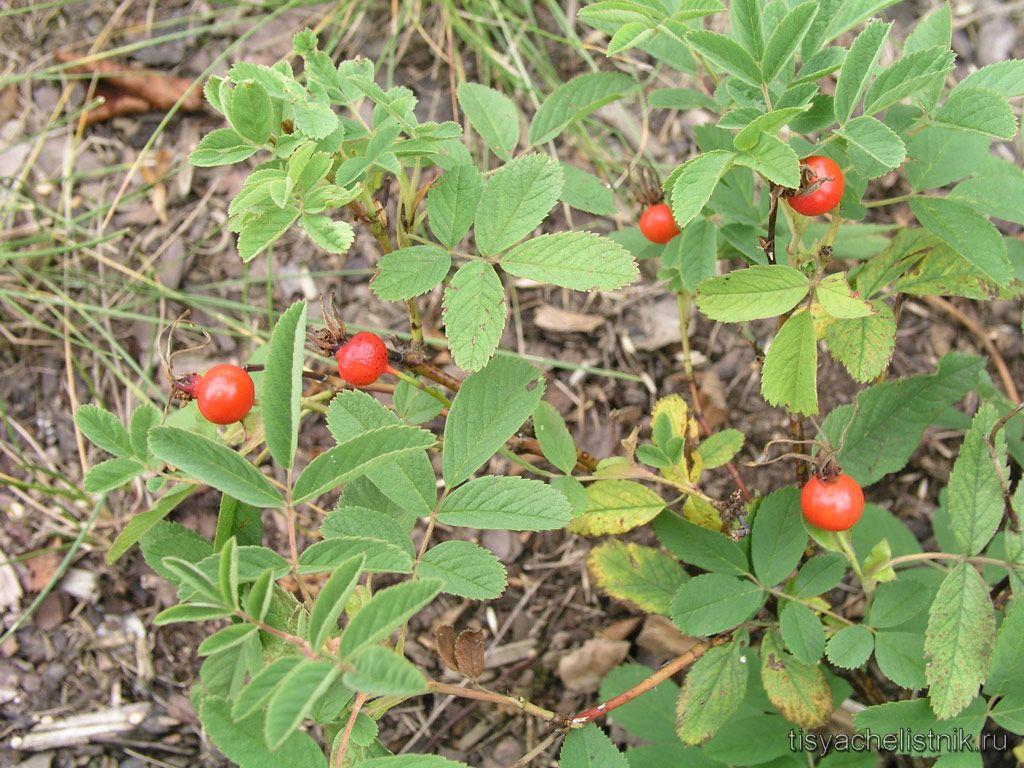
[862,193,916,208]
[836,529,867,591]
[676,291,694,380]
[388,366,450,407]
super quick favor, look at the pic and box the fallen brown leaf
[534,305,605,334]
[636,615,701,660]
[557,637,630,693]
[26,538,61,593]
[56,51,202,126]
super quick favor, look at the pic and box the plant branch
[988,401,1024,534]
[568,636,727,725]
[426,681,563,724]
[677,291,752,502]
[924,295,1020,403]
[333,692,368,768]
[236,610,317,658]
[886,552,1024,570]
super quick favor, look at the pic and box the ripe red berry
[801,473,864,532]
[639,202,680,244]
[195,364,255,425]
[786,156,845,216]
[336,332,390,387]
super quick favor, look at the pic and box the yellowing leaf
[569,480,666,536]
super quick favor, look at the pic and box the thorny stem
[427,682,562,724]
[568,636,727,725]
[761,184,781,265]
[766,586,854,626]
[886,552,1024,571]
[987,401,1024,534]
[284,474,314,607]
[334,692,368,768]
[389,366,451,407]
[236,610,316,658]
[677,291,753,502]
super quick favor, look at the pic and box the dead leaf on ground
[636,615,700,660]
[55,51,202,126]
[557,637,630,693]
[26,538,61,593]
[695,370,729,429]
[140,148,174,223]
[534,305,605,334]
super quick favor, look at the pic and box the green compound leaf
[372,245,452,302]
[529,71,637,145]
[418,540,507,599]
[438,476,572,531]
[474,154,563,255]
[761,310,818,416]
[150,427,282,508]
[442,356,545,486]
[670,573,765,636]
[696,265,809,322]
[442,260,507,372]
[501,232,638,291]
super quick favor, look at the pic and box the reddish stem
[568,636,727,725]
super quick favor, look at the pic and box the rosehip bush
[70,3,1024,768]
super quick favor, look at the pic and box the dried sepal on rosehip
[307,297,397,387]
[785,156,845,217]
[630,165,681,244]
[800,460,864,532]
[160,315,256,425]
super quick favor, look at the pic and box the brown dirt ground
[1,1,1023,767]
